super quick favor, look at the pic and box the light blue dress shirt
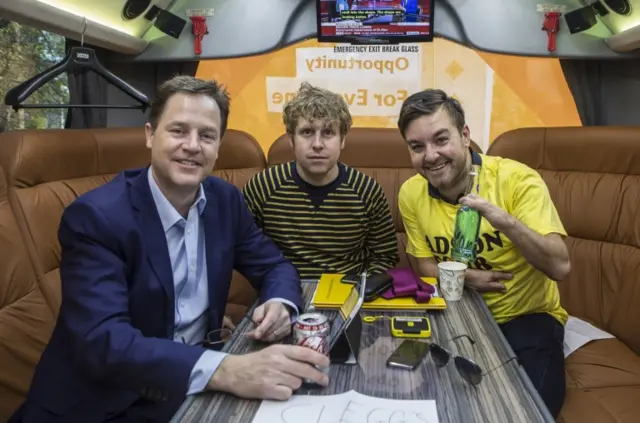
[148,168,298,396]
[148,168,223,395]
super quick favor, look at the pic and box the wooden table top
[171,282,553,423]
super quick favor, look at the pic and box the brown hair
[282,82,352,137]
[397,89,465,139]
[148,75,231,135]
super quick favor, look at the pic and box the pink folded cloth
[381,268,436,303]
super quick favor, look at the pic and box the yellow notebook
[311,273,447,311]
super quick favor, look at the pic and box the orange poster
[197,38,581,152]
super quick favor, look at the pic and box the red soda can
[294,313,330,385]
[293,312,330,355]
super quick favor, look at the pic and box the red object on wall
[190,16,208,55]
[542,12,561,52]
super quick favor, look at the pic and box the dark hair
[397,89,465,139]
[148,75,231,136]
[282,82,352,137]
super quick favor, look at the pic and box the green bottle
[451,165,481,264]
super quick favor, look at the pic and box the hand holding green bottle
[458,193,512,229]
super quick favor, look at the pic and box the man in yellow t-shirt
[396,89,571,418]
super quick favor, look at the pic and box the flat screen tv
[316,0,434,44]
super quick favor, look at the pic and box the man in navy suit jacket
[11,76,329,423]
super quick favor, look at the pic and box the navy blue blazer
[12,168,302,423]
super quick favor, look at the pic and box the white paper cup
[438,261,467,301]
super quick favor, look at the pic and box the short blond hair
[282,82,352,137]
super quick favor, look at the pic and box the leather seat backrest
[210,131,266,318]
[0,167,55,421]
[488,127,640,355]
[212,130,266,187]
[0,128,151,313]
[0,127,265,315]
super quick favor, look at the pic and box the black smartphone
[340,273,393,302]
[386,340,430,370]
[363,272,393,301]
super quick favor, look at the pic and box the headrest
[0,128,264,188]
[0,128,149,188]
[216,130,265,170]
[268,127,483,167]
[488,127,640,175]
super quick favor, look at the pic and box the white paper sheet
[251,389,439,423]
[563,316,614,358]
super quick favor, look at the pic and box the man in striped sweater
[242,83,399,279]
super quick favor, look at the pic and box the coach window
[0,20,68,132]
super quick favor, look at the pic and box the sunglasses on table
[191,318,294,349]
[428,334,518,386]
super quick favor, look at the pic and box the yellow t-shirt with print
[398,153,568,326]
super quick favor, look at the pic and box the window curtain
[64,37,109,129]
[560,59,640,126]
[153,62,199,87]
[103,60,199,127]
[64,34,198,128]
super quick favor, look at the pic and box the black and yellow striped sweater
[242,161,399,279]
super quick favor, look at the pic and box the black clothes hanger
[4,19,150,112]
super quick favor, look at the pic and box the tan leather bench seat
[0,168,56,419]
[560,340,640,423]
[1,124,639,423]
[489,127,640,423]
[566,339,640,390]
[0,128,266,421]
